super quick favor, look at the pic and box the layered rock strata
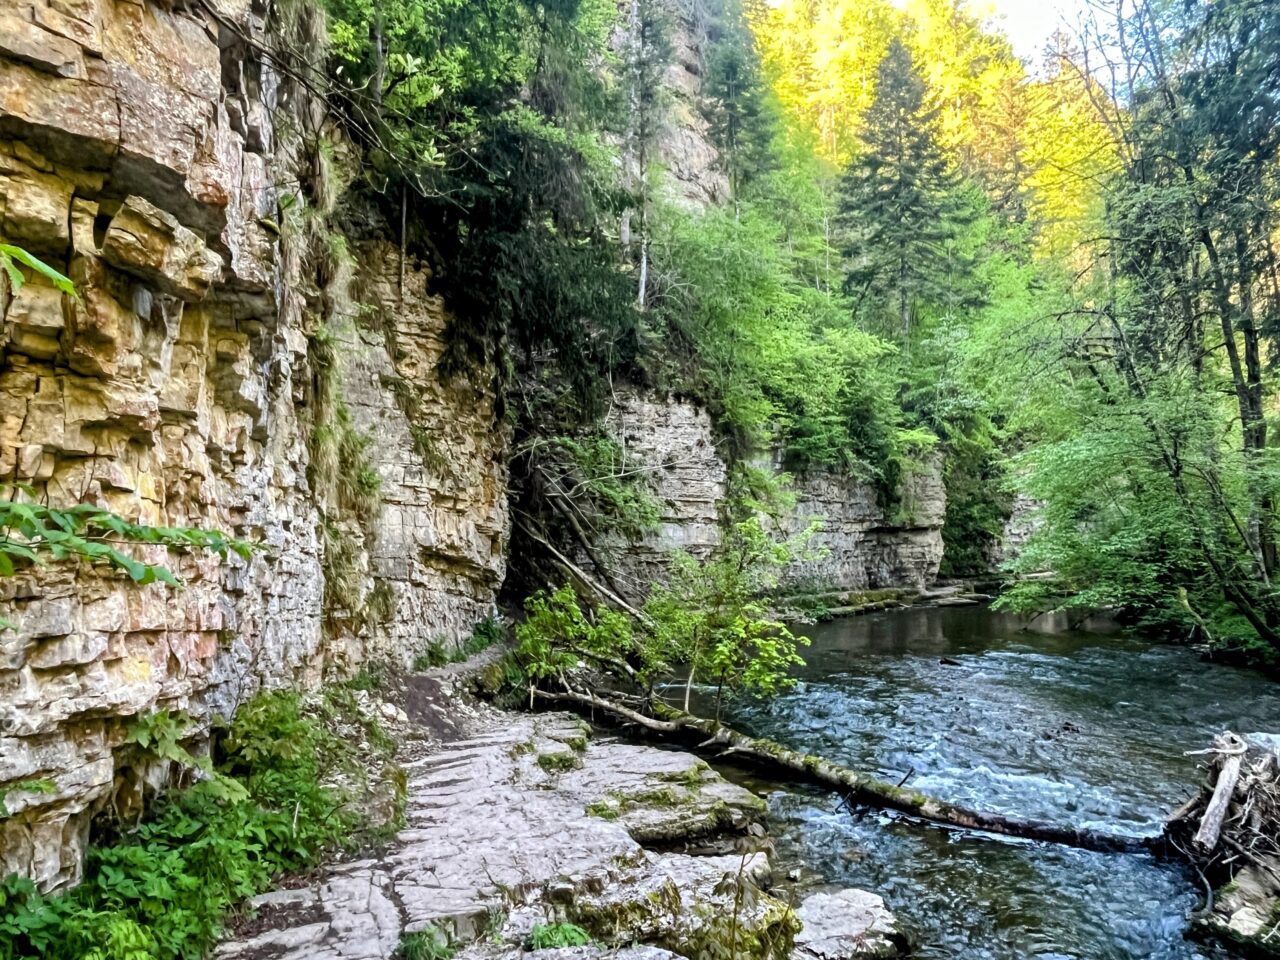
[599,390,945,601]
[0,0,507,889]
[217,708,902,960]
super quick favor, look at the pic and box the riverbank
[785,581,998,621]
[216,662,905,960]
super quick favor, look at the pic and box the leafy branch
[0,498,253,586]
[0,243,78,300]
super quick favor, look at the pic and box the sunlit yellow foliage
[752,0,898,164]
[1021,55,1120,262]
[752,0,1120,260]
[902,0,1021,156]
[754,0,1023,167]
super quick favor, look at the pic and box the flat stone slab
[217,714,773,960]
[794,890,904,960]
[217,710,902,960]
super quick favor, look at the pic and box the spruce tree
[701,0,777,206]
[836,37,970,341]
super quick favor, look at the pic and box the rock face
[217,709,901,960]
[991,492,1042,570]
[599,390,945,600]
[779,455,946,593]
[657,2,728,211]
[0,0,507,889]
[329,240,510,668]
[601,392,728,598]
[610,0,727,215]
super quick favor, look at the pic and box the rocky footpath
[217,674,904,960]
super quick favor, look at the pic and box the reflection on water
[723,606,1280,959]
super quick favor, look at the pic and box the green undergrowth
[412,617,506,671]
[0,685,398,960]
[527,922,591,950]
[394,926,454,960]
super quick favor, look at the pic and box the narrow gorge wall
[601,391,945,601]
[0,0,506,890]
[779,456,946,593]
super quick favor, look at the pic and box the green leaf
[0,244,78,299]
[0,250,23,291]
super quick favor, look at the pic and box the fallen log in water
[1190,732,1248,852]
[533,687,1154,854]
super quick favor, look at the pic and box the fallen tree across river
[535,684,1280,951]
[532,685,1156,854]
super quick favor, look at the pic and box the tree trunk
[1192,732,1247,852]
[534,688,1153,855]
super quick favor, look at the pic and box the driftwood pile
[1165,732,1280,953]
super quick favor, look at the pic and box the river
[721,605,1280,959]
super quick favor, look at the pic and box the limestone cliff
[655,2,727,211]
[779,453,946,593]
[599,390,945,601]
[0,0,507,889]
[0,0,942,897]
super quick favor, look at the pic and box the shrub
[527,922,590,950]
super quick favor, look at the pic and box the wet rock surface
[217,704,901,960]
[794,890,904,960]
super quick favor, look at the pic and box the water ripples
[724,607,1280,959]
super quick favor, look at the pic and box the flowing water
[720,606,1280,960]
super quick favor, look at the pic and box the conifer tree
[701,0,777,207]
[836,37,970,341]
